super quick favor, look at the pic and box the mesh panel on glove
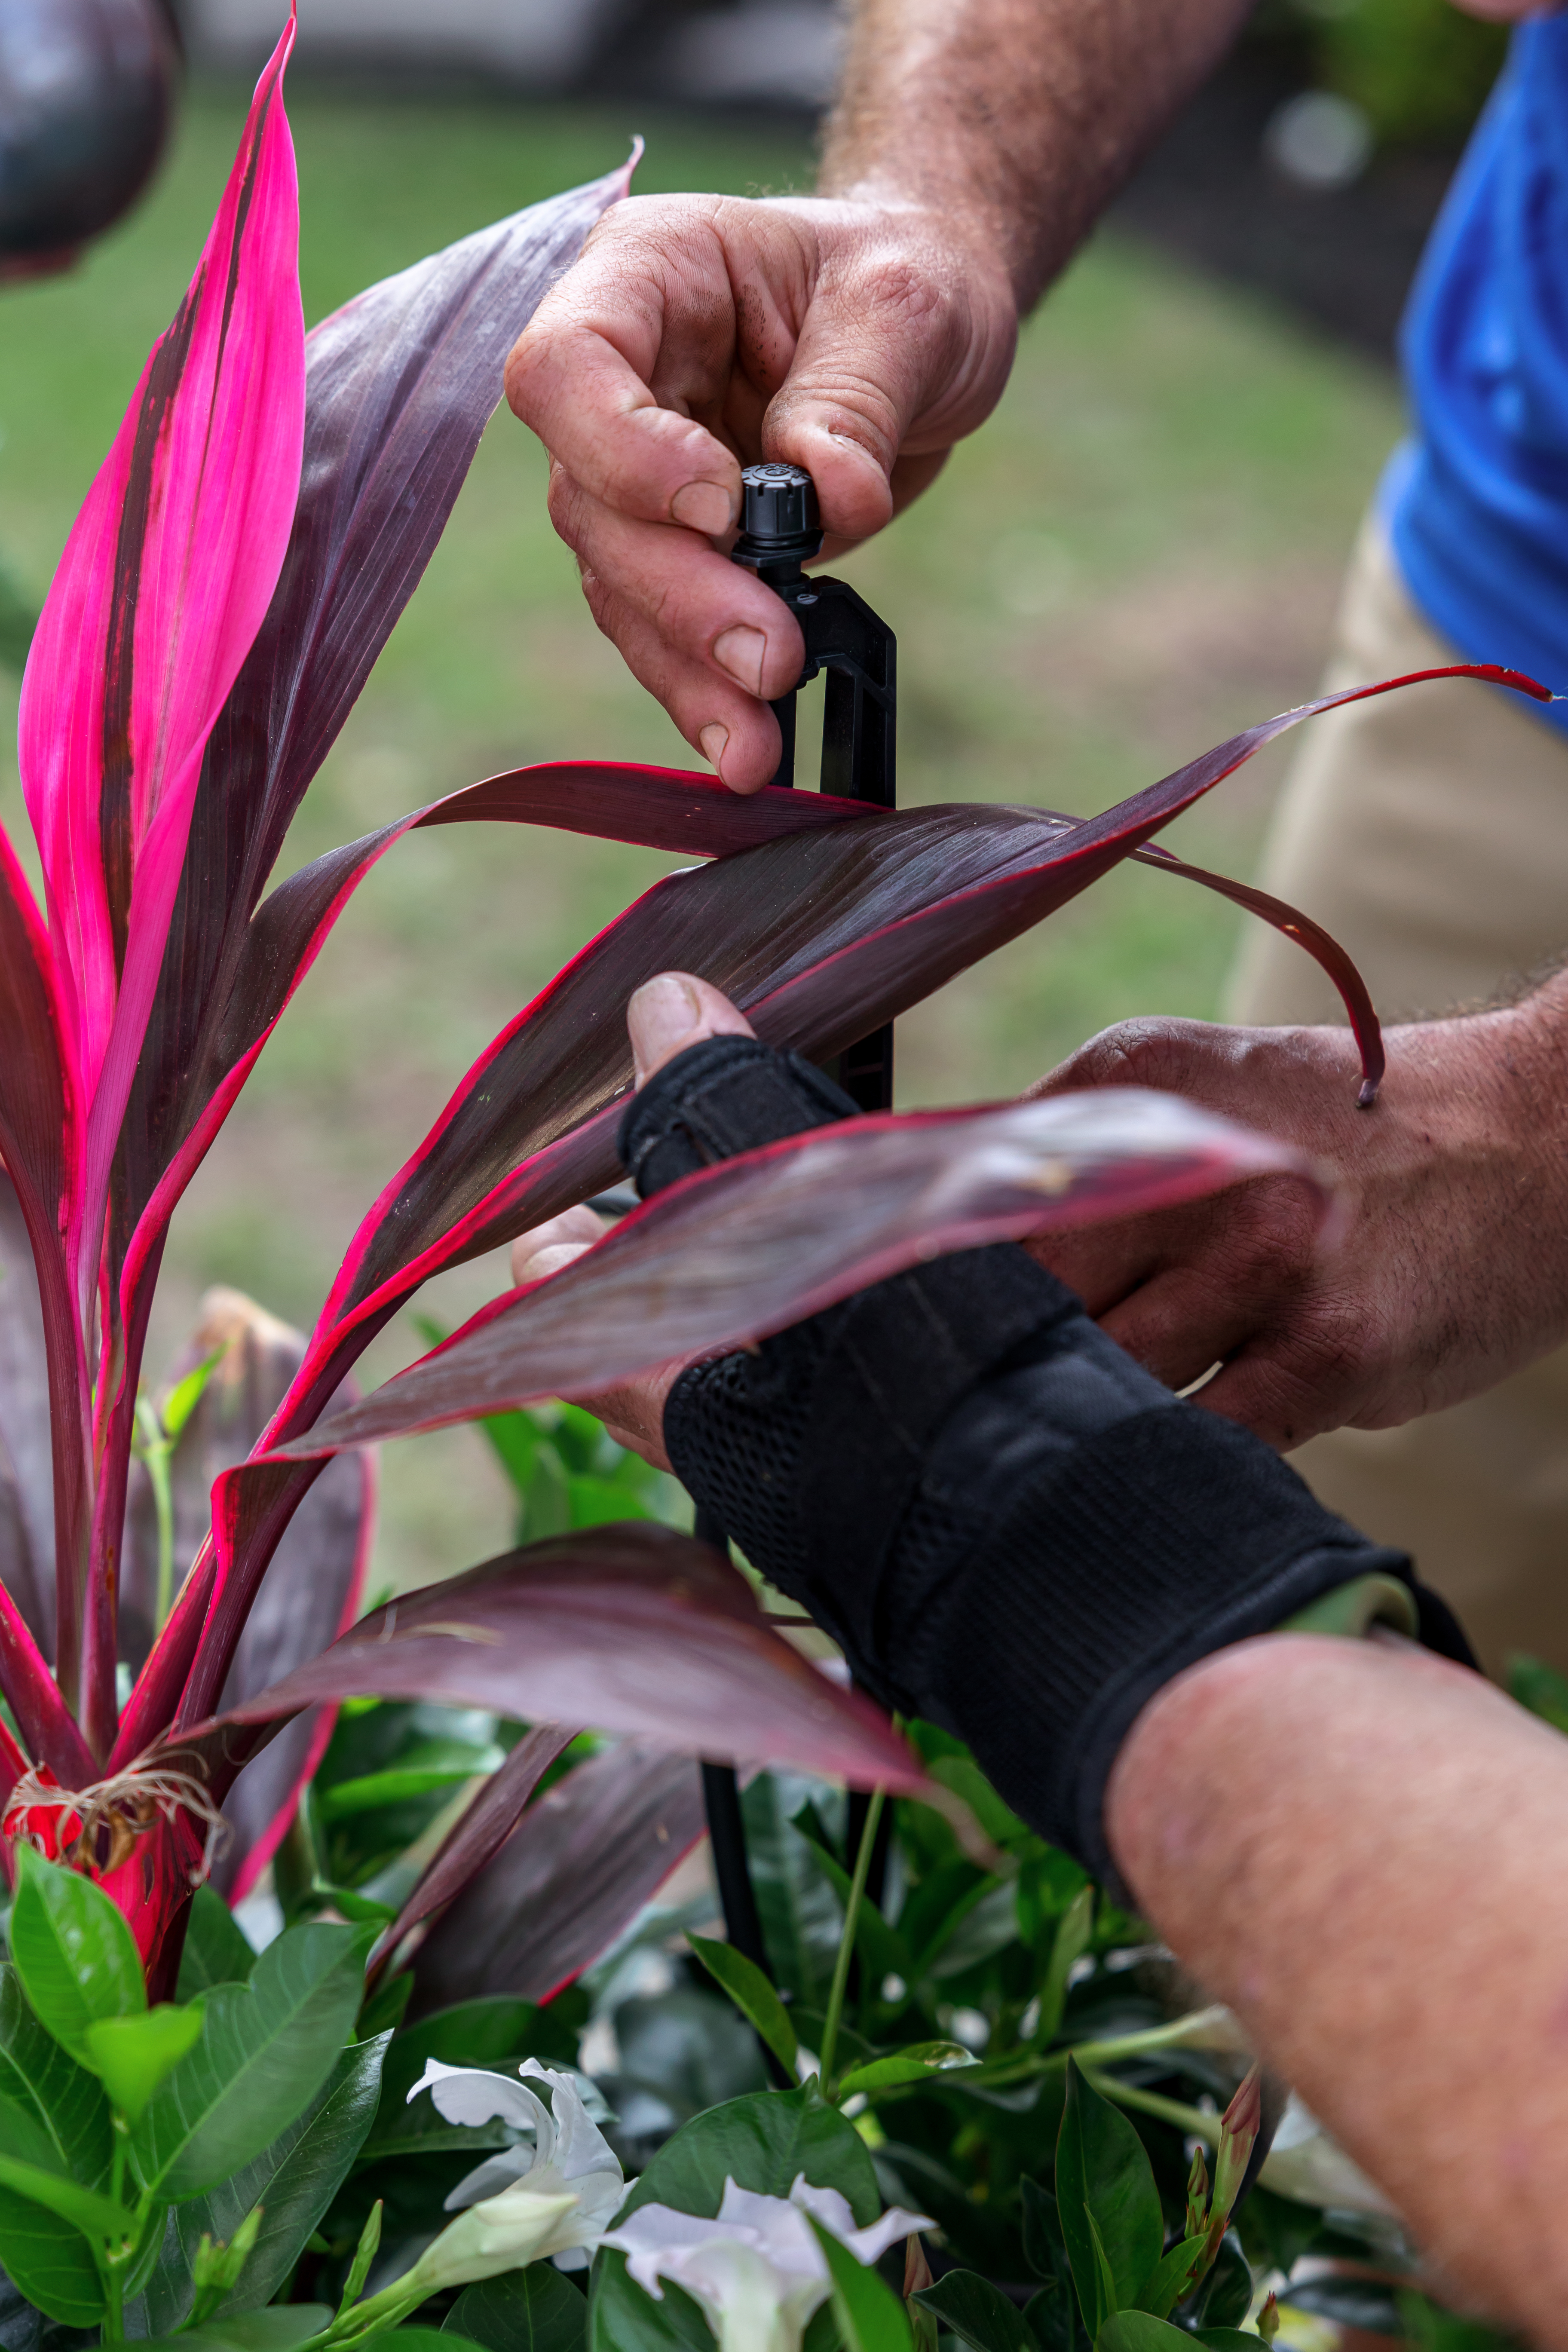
[620,1029,1447,1885]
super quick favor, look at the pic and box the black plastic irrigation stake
[695,464,900,1995]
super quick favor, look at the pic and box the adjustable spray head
[730,462,824,575]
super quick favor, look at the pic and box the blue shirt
[1382,18,1568,728]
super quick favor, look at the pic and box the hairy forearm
[1108,1635,1568,2340]
[818,0,1252,307]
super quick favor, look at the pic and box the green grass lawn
[0,81,1403,1591]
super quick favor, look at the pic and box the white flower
[404,2058,626,2281]
[602,2173,934,2352]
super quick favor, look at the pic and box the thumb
[763,221,1018,545]
[627,971,755,1087]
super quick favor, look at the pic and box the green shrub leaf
[808,2214,913,2351]
[177,1891,260,1998]
[687,1935,799,2079]
[1096,2313,1194,2352]
[86,2005,205,2123]
[138,2032,389,2334]
[131,1922,374,2200]
[137,2301,333,2352]
[9,1849,146,2063]
[912,2269,1036,2351]
[1056,2064,1163,2334]
[836,2042,977,2099]
[448,2267,588,2352]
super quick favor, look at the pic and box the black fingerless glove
[618,1036,1469,1884]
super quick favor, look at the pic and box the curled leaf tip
[1356,1075,1381,1109]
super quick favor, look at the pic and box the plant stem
[819,1784,885,2095]
[134,1396,176,1633]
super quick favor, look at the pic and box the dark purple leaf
[368,1721,579,1988]
[156,1524,922,1795]
[407,1741,707,2013]
[150,661,1542,1739]
[1130,844,1385,1101]
[281,1089,1314,1456]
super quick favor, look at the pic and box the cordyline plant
[0,11,1554,2348]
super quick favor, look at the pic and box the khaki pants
[1227,519,1568,1681]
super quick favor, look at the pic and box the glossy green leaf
[0,2176,106,2328]
[1025,2277,1085,2352]
[390,2334,487,2352]
[0,1964,113,2183]
[925,1757,1029,1851]
[912,2270,1036,2351]
[687,1935,799,2080]
[790,1808,910,1987]
[1132,2233,1207,2322]
[86,2004,205,2123]
[357,1971,413,2041]
[1194,2333,1262,2352]
[137,2302,334,2352]
[742,1774,844,2013]
[589,2083,879,2350]
[178,1890,260,1997]
[0,1980,115,2325]
[9,1848,146,2063]
[836,2042,978,2099]
[138,2033,389,2333]
[1033,1887,1095,2049]
[808,2214,913,2351]
[132,1922,374,2200]
[0,2142,133,2243]
[1019,2177,1063,2284]
[1096,2314,1194,2352]
[448,2266,588,2352]
[1185,2236,1253,2332]
[1056,2064,1163,2335]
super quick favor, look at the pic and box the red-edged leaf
[408,1740,706,2012]
[143,661,1542,1740]
[122,1288,372,1896]
[157,1525,920,1791]
[0,1173,58,1658]
[112,162,638,1353]
[0,836,91,1776]
[280,1089,1313,1457]
[18,15,304,1263]
[1131,843,1386,1102]
[368,1722,579,1987]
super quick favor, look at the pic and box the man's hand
[1027,983,1568,1450]
[505,195,1017,792]
[509,972,759,1463]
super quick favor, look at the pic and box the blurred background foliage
[0,67,1408,1597]
[1260,0,1507,147]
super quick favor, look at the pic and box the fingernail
[714,625,767,695]
[628,971,703,1085]
[698,723,729,773]
[671,480,735,536]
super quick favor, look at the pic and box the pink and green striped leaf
[111,160,640,1354]
[18,12,305,1287]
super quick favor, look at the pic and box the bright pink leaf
[18,10,305,1278]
